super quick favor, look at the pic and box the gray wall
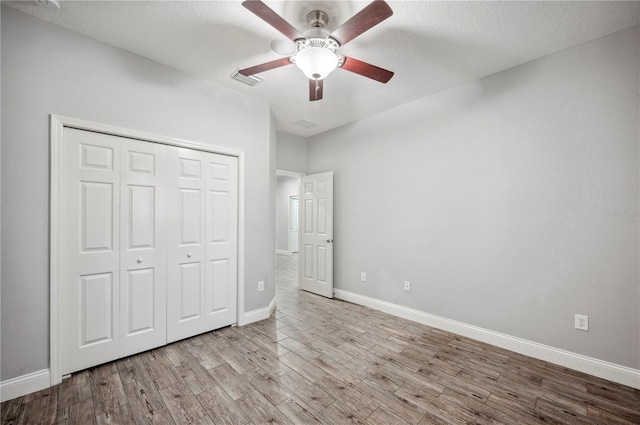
[307,27,640,369]
[276,176,299,252]
[1,7,275,380]
[275,130,305,254]
[276,130,308,174]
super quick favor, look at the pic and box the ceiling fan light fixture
[295,47,338,80]
[239,0,394,100]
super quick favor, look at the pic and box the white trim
[239,296,276,326]
[237,152,246,341]
[49,116,64,386]
[276,249,290,255]
[276,169,305,178]
[287,194,299,255]
[334,289,640,390]
[0,370,51,402]
[50,115,246,387]
[52,115,244,157]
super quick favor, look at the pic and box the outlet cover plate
[258,281,265,292]
[575,314,588,331]
[361,272,366,282]
[404,281,411,291]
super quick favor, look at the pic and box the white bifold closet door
[60,128,237,375]
[61,129,168,374]
[167,147,238,343]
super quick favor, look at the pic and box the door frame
[275,169,304,286]
[288,195,299,254]
[50,115,246,386]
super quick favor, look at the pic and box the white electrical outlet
[258,281,264,292]
[361,272,367,282]
[575,314,588,331]
[404,281,411,291]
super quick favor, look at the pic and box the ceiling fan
[238,0,394,101]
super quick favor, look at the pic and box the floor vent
[293,119,318,129]
[230,69,263,86]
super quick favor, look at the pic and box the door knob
[325,239,333,243]
[137,258,143,263]
[187,252,192,258]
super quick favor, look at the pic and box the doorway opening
[275,171,303,294]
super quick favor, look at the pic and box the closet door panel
[208,259,229,312]
[179,262,202,319]
[61,128,239,374]
[125,268,155,332]
[167,147,208,342]
[62,129,121,375]
[119,140,168,356]
[205,154,238,329]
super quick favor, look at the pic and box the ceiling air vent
[230,69,263,86]
[293,120,318,129]
[35,0,61,9]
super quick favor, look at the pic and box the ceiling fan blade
[309,79,323,101]
[330,0,393,46]
[242,0,306,41]
[340,56,394,83]
[239,57,292,76]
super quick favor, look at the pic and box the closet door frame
[49,115,245,386]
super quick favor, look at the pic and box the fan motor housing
[297,10,340,52]
[306,10,329,28]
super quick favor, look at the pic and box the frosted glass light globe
[295,47,338,80]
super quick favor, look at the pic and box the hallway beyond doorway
[276,253,298,294]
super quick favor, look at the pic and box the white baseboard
[5,292,636,404]
[269,296,277,316]
[238,296,276,326]
[0,369,51,402]
[2,298,279,402]
[276,249,290,256]
[334,289,640,389]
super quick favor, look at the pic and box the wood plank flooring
[2,253,639,424]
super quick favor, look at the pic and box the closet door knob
[187,252,192,258]
[137,258,143,263]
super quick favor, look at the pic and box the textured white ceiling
[5,1,640,137]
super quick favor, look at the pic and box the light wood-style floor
[2,253,639,424]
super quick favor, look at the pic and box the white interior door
[167,147,238,342]
[167,147,207,342]
[61,128,122,374]
[61,129,170,374]
[119,140,168,357]
[57,121,239,375]
[204,153,238,330]
[289,196,299,253]
[299,172,334,298]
